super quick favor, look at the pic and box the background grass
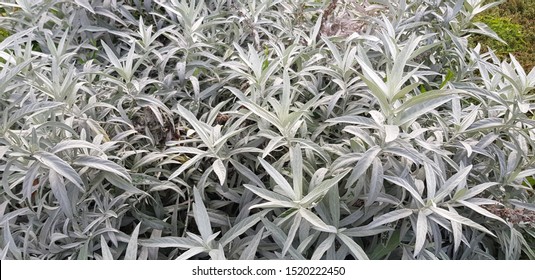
[471,0,535,69]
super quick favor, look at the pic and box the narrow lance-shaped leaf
[34,152,84,191]
[282,213,302,257]
[168,153,208,181]
[249,201,299,210]
[414,210,429,257]
[239,228,265,260]
[125,223,141,260]
[74,155,131,182]
[361,209,414,230]
[301,170,350,207]
[244,184,294,205]
[342,227,393,237]
[448,206,463,254]
[388,35,423,98]
[100,236,114,260]
[281,69,291,117]
[139,237,198,249]
[261,218,305,260]
[193,187,213,242]
[176,247,206,260]
[22,163,39,201]
[209,244,226,260]
[367,158,384,207]
[355,52,388,99]
[50,140,101,154]
[290,144,303,199]
[101,41,122,69]
[394,90,458,126]
[258,157,295,200]
[220,211,267,246]
[311,234,336,260]
[174,104,214,148]
[75,0,95,13]
[104,174,146,195]
[430,206,496,237]
[328,182,341,228]
[229,159,265,188]
[457,200,507,224]
[434,165,472,203]
[337,233,369,260]
[262,136,284,158]
[384,176,425,206]
[299,208,336,233]
[48,170,74,220]
[345,146,381,189]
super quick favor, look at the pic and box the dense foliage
[0,0,534,260]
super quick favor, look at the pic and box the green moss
[474,15,525,53]
[0,5,10,43]
[0,27,9,40]
[0,28,8,64]
[470,0,535,69]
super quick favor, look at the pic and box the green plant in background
[0,7,10,63]
[473,15,525,53]
[0,0,534,260]
[0,28,8,42]
[470,0,535,69]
